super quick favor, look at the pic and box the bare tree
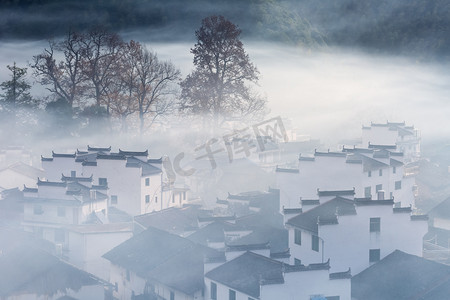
[180,15,267,128]
[80,27,124,113]
[131,44,180,135]
[31,31,85,109]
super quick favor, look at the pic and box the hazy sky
[1,39,449,145]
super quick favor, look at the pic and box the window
[376,184,382,192]
[364,187,371,198]
[183,191,186,200]
[172,194,175,203]
[33,205,43,215]
[57,207,65,217]
[99,178,107,186]
[312,235,319,252]
[145,195,150,203]
[229,289,236,300]
[155,196,158,203]
[114,282,118,292]
[395,181,402,190]
[210,282,217,300]
[170,291,175,300]
[55,229,65,243]
[294,229,302,245]
[145,178,150,186]
[379,169,383,176]
[294,258,302,265]
[370,218,380,232]
[393,166,396,174]
[369,249,380,262]
[111,195,118,205]
[368,171,371,177]
[71,170,76,177]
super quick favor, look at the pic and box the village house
[41,146,189,216]
[285,192,428,274]
[103,226,224,300]
[276,147,416,210]
[205,251,351,300]
[361,121,420,163]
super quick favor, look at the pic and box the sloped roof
[103,226,222,295]
[134,205,211,234]
[352,250,450,300]
[0,230,101,297]
[227,226,289,254]
[286,197,356,233]
[428,196,450,219]
[0,162,44,179]
[187,221,245,245]
[205,251,284,298]
[126,157,161,176]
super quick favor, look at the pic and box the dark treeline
[1,0,449,58]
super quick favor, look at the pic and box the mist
[1,39,449,147]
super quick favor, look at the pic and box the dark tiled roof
[82,161,97,166]
[317,189,355,197]
[342,146,373,154]
[103,227,221,295]
[226,241,270,252]
[37,178,67,187]
[126,157,161,176]
[96,154,126,160]
[329,268,352,280]
[41,156,53,162]
[283,208,303,214]
[393,207,412,213]
[314,151,347,157]
[302,199,320,206]
[286,197,356,234]
[187,221,240,245]
[227,227,289,255]
[147,157,163,164]
[87,145,111,151]
[0,243,101,297]
[275,167,299,173]
[134,205,211,234]
[23,185,38,193]
[61,174,93,182]
[52,151,76,158]
[119,149,148,156]
[352,250,450,300]
[354,199,394,206]
[298,155,315,161]
[198,215,236,223]
[368,143,397,150]
[205,251,284,298]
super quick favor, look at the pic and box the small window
[170,291,175,300]
[172,194,175,203]
[145,178,150,186]
[114,282,118,292]
[111,195,118,205]
[294,258,302,265]
[57,207,65,217]
[294,229,302,245]
[55,229,65,243]
[368,171,371,177]
[145,195,150,203]
[376,184,382,192]
[395,181,402,190]
[99,178,107,186]
[369,249,380,262]
[34,205,43,215]
[155,196,158,203]
[379,169,383,176]
[393,166,396,174]
[370,218,380,232]
[183,191,186,200]
[71,170,76,177]
[211,282,217,300]
[312,235,319,252]
[229,289,236,300]
[364,187,371,198]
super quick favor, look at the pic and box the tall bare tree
[131,44,180,135]
[180,15,267,128]
[31,31,85,109]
